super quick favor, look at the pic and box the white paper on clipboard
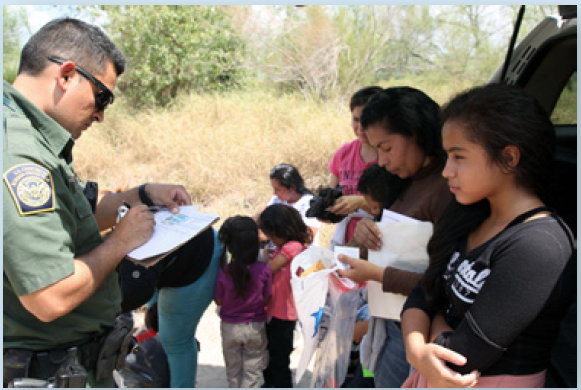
[126,206,219,265]
[368,211,433,320]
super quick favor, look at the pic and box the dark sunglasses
[47,56,115,111]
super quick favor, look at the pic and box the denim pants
[151,229,222,388]
[373,319,411,388]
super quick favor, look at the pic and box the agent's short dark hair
[269,164,311,195]
[19,17,125,77]
[441,83,555,201]
[361,86,444,162]
[349,86,383,112]
[357,163,392,204]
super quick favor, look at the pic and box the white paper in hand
[367,215,433,320]
[333,246,359,270]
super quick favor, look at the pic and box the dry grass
[74,90,349,248]
[74,84,470,249]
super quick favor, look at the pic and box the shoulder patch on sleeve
[3,163,55,215]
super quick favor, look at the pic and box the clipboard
[126,206,219,267]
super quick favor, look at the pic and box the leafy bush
[102,5,246,109]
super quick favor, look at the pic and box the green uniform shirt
[3,81,121,351]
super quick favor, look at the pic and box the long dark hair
[258,204,312,246]
[218,216,260,299]
[422,84,556,311]
[269,164,312,195]
[361,86,444,207]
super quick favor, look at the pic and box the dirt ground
[132,302,314,388]
[196,302,314,388]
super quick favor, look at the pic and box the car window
[551,71,577,125]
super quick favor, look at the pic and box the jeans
[151,229,222,388]
[373,319,411,388]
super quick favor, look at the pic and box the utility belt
[4,315,134,388]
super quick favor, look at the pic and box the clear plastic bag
[310,273,360,388]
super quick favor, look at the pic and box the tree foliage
[3,5,29,83]
[241,5,559,102]
[98,5,246,109]
[11,5,558,105]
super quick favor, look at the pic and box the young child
[214,216,272,388]
[401,84,575,388]
[257,204,312,388]
[356,163,392,220]
[331,163,391,258]
[340,163,391,388]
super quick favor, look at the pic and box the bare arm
[401,308,478,388]
[268,253,290,274]
[19,205,155,322]
[96,183,191,231]
[329,174,340,189]
[327,195,369,216]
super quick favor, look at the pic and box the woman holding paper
[337,86,452,388]
[400,84,574,387]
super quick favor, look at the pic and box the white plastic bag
[291,246,336,383]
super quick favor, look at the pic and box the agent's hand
[353,217,382,250]
[144,183,192,214]
[409,343,480,388]
[112,204,155,252]
[336,255,384,284]
[327,195,363,216]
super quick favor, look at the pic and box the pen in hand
[122,200,159,213]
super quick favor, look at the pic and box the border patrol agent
[3,18,192,387]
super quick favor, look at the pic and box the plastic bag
[291,246,361,387]
[291,246,336,383]
[310,273,360,388]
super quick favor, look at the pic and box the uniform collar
[3,81,75,163]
